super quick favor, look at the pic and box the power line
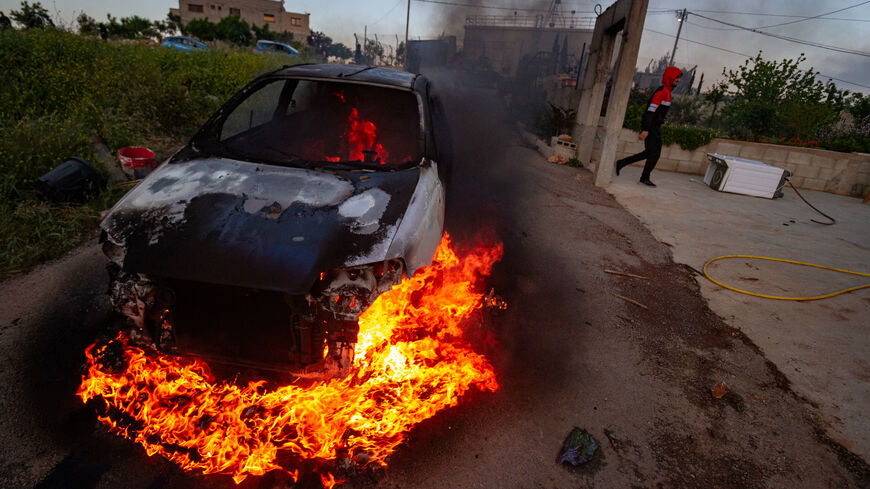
[749,0,870,29]
[689,11,870,57]
[645,28,755,59]
[644,28,870,90]
[655,7,870,19]
[684,1,870,31]
[369,0,404,27]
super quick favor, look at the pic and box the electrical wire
[685,2,870,32]
[369,0,405,27]
[788,182,836,225]
[739,0,870,29]
[689,11,870,57]
[654,7,870,21]
[703,255,870,301]
[643,28,870,90]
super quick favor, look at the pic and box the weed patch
[0,28,293,278]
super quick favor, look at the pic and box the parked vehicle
[161,36,209,53]
[255,40,299,57]
[99,64,451,377]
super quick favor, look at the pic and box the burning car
[99,64,451,377]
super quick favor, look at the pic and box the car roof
[271,64,419,89]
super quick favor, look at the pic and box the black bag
[36,157,105,203]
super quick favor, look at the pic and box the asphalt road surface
[0,78,867,489]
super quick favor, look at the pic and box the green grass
[0,28,296,279]
[0,187,128,279]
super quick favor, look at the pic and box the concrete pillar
[570,0,649,186]
[595,0,649,187]
[573,22,614,166]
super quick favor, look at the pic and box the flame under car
[100,64,450,377]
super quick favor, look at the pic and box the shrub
[720,53,847,141]
[661,125,717,151]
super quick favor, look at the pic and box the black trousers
[616,130,662,181]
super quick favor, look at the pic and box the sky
[2,0,869,93]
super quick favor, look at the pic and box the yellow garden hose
[703,255,870,301]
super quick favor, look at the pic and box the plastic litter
[118,146,157,179]
[559,427,598,466]
[35,157,105,202]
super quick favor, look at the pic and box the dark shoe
[639,179,656,187]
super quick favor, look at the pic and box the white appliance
[704,153,791,199]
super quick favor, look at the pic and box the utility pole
[669,8,686,66]
[404,0,411,67]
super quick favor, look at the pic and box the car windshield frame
[191,75,426,172]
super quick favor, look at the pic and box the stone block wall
[591,127,870,197]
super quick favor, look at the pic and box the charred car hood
[101,157,420,294]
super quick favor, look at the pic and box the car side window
[220,80,287,141]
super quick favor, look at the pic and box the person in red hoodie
[615,66,682,187]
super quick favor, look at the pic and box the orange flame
[77,235,502,485]
[347,108,389,164]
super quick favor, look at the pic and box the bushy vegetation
[0,27,291,278]
[720,53,846,142]
[661,125,717,151]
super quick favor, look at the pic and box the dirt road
[0,85,867,489]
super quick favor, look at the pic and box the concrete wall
[171,0,310,40]
[590,127,870,197]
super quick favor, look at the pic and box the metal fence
[465,14,595,30]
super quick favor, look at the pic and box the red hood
[662,66,682,89]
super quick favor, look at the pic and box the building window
[210,5,215,9]
[263,13,275,22]
[291,17,301,26]
[229,7,240,15]
[188,3,204,12]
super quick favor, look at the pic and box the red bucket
[118,146,157,179]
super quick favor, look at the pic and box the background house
[170,0,310,40]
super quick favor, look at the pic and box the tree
[705,80,728,126]
[117,15,158,39]
[327,42,353,60]
[215,15,252,45]
[10,1,52,28]
[185,18,216,41]
[251,23,276,41]
[307,30,332,58]
[77,12,98,36]
[153,13,183,36]
[720,52,848,140]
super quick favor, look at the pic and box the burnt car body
[100,64,450,376]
